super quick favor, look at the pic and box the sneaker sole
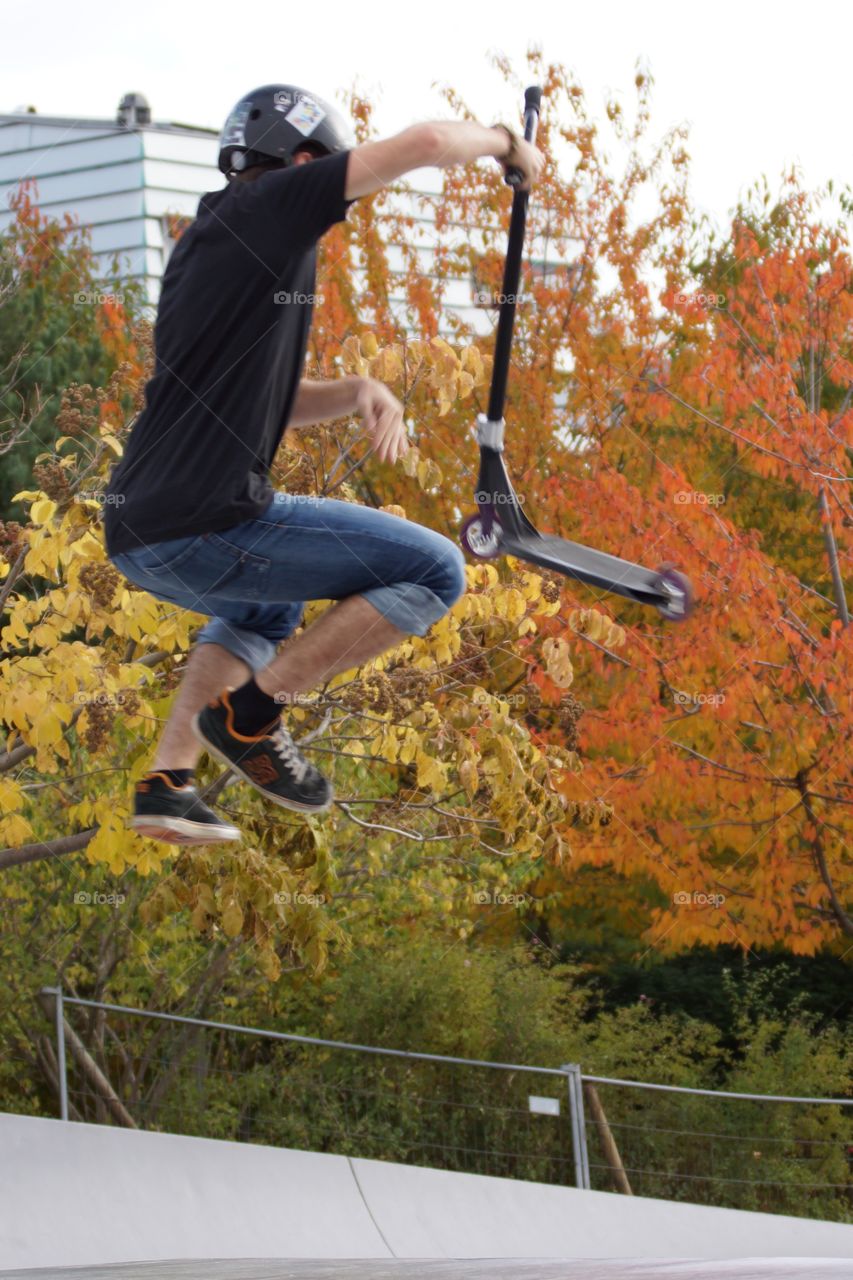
[130,815,242,844]
[191,713,334,814]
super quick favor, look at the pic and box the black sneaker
[191,689,333,814]
[130,772,241,845]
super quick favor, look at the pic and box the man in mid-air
[103,83,543,844]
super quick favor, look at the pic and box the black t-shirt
[103,149,353,555]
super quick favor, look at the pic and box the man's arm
[288,377,363,429]
[345,121,543,201]
[288,376,409,465]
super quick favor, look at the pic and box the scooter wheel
[653,565,693,621]
[460,512,503,560]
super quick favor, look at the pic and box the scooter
[459,86,693,621]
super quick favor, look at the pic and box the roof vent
[117,93,151,127]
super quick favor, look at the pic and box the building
[0,94,220,305]
[0,93,570,338]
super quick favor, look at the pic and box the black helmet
[218,84,354,176]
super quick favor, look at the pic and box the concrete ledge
[1,1113,851,1272]
[4,1260,853,1280]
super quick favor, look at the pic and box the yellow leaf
[461,345,484,379]
[520,573,543,602]
[340,335,368,376]
[30,498,57,525]
[370,346,403,383]
[459,758,479,801]
[401,446,421,478]
[570,607,619,645]
[416,457,442,490]
[415,749,447,793]
[191,904,209,931]
[606,622,627,648]
[32,709,63,747]
[257,946,281,981]
[500,587,527,623]
[0,779,23,814]
[0,813,32,844]
[542,636,574,689]
[222,900,244,938]
[30,622,60,649]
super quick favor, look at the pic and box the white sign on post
[528,1095,561,1117]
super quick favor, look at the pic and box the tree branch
[0,828,97,871]
[795,771,853,936]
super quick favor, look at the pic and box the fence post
[562,1063,590,1189]
[48,986,69,1121]
[582,1080,632,1194]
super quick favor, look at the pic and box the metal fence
[39,987,853,1221]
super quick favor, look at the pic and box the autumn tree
[2,53,850,980]
[0,183,143,519]
[304,55,852,955]
[1,352,612,981]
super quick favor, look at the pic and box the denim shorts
[109,492,467,674]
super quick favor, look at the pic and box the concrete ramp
[3,1261,853,1280]
[350,1156,852,1259]
[1,1113,851,1277]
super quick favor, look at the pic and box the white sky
[2,0,848,236]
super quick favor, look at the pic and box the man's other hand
[355,378,409,465]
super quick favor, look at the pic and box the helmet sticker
[222,102,251,147]
[283,97,327,137]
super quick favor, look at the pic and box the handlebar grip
[504,84,542,188]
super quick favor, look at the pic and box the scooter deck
[497,529,671,609]
[464,87,691,619]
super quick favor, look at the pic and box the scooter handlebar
[504,84,542,188]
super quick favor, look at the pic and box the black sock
[143,768,194,789]
[227,678,281,735]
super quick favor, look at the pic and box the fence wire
[49,991,852,1222]
[584,1079,851,1219]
